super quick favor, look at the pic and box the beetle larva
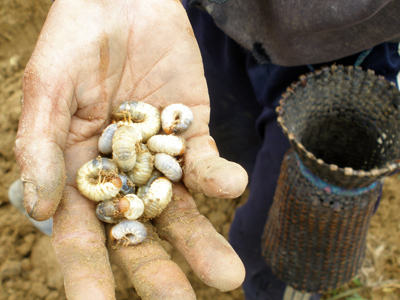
[117,101,147,121]
[118,174,135,195]
[112,124,142,172]
[115,101,161,142]
[154,153,182,183]
[110,220,147,246]
[98,123,118,154]
[136,170,163,199]
[76,157,122,202]
[141,177,173,220]
[96,194,144,223]
[119,194,145,220]
[126,144,154,186]
[146,135,186,156]
[96,199,125,224]
[161,103,193,134]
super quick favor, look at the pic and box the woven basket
[262,150,381,292]
[276,65,400,189]
[262,65,400,293]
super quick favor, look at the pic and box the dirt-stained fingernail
[22,181,38,217]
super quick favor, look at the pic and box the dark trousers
[184,2,400,299]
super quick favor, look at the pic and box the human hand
[15,0,247,299]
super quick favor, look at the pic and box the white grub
[112,124,142,172]
[95,199,125,224]
[120,194,145,220]
[126,144,154,186]
[141,177,173,220]
[110,220,147,246]
[161,103,193,134]
[76,157,122,202]
[136,170,163,199]
[98,123,118,154]
[118,174,135,195]
[146,135,186,156]
[154,153,182,183]
[96,194,143,223]
[116,101,161,142]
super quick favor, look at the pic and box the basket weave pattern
[262,150,381,293]
[262,65,400,293]
[277,65,400,189]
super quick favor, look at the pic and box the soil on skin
[0,1,399,300]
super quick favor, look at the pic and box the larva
[96,194,144,223]
[161,103,193,134]
[136,170,163,199]
[116,101,161,142]
[120,194,145,220]
[154,153,182,183]
[95,199,125,224]
[98,123,118,154]
[118,174,135,195]
[77,101,192,247]
[141,177,173,220]
[126,144,154,186]
[76,157,122,202]
[146,135,186,156]
[110,220,147,246]
[112,124,142,172]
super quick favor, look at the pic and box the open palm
[15,0,247,299]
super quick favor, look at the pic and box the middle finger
[107,222,196,300]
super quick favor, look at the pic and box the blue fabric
[184,1,400,299]
[296,155,379,197]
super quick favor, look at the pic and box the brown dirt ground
[0,1,399,299]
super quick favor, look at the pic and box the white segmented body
[121,194,145,220]
[126,144,154,186]
[117,101,161,142]
[161,103,193,134]
[76,158,122,202]
[79,101,188,230]
[112,124,142,172]
[142,177,173,220]
[98,123,118,154]
[136,170,163,199]
[154,153,182,183]
[95,194,143,223]
[146,135,186,156]
[110,220,147,246]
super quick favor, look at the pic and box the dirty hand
[14,0,247,299]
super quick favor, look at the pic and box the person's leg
[184,3,317,299]
[184,2,400,299]
[230,43,400,299]
[229,115,290,300]
[184,0,264,174]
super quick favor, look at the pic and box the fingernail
[22,181,39,217]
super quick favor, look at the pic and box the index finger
[183,133,249,199]
[107,223,197,300]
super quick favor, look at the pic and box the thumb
[15,63,73,221]
[183,135,248,198]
